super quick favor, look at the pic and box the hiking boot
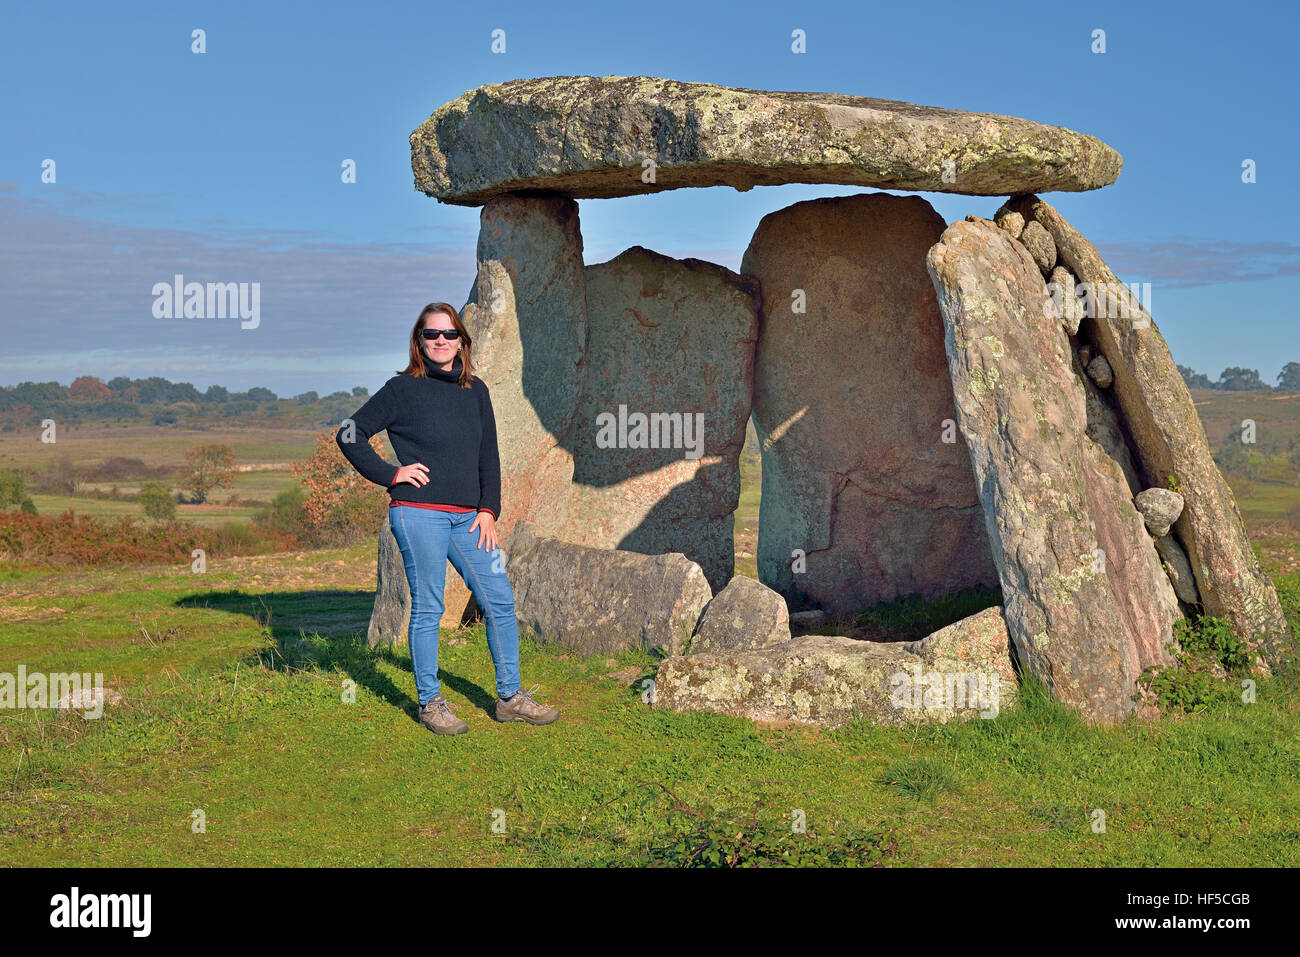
[495,685,560,725]
[418,693,468,735]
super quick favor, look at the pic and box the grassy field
[2,538,1299,866]
[3,406,1300,866]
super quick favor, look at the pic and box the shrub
[137,482,176,522]
[292,432,388,547]
[252,485,309,546]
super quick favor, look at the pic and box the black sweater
[335,353,501,519]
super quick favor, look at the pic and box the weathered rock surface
[1020,220,1057,275]
[926,217,1180,723]
[459,194,587,545]
[653,606,1017,727]
[902,604,1020,712]
[557,245,758,594]
[690,575,790,654]
[744,193,999,614]
[368,512,478,646]
[1155,533,1200,605]
[1134,488,1185,538]
[1078,353,1143,493]
[411,75,1124,205]
[504,519,711,656]
[1007,194,1291,665]
[1049,265,1083,335]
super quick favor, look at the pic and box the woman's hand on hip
[392,463,429,487]
[470,510,499,552]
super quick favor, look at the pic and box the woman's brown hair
[398,302,475,388]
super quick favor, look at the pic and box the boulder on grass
[504,520,711,656]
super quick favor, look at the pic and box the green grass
[3,546,1299,866]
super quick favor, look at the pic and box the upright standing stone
[557,245,759,594]
[744,193,999,614]
[460,193,588,546]
[1007,194,1290,666]
[927,217,1181,723]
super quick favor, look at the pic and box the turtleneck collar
[420,351,463,382]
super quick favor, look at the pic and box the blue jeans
[388,506,522,705]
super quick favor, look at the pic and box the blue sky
[1,0,1296,396]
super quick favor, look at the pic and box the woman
[336,302,560,735]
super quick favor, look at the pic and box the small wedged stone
[1086,354,1114,388]
[1134,488,1185,537]
[691,575,791,653]
[995,207,1025,239]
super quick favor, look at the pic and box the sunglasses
[420,329,461,341]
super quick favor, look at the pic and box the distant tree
[1177,364,1214,390]
[352,386,369,397]
[168,382,203,403]
[184,443,236,504]
[245,387,278,402]
[204,384,229,403]
[107,376,133,395]
[13,381,67,403]
[68,376,114,402]
[1216,367,1269,391]
[295,391,319,403]
[1277,362,1300,392]
[137,482,176,521]
[0,468,36,512]
[324,391,351,401]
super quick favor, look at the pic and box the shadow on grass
[172,587,497,725]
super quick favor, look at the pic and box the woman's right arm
[336,381,402,488]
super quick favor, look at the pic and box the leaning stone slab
[503,520,711,656]
[653,606,1017,727]
[411,75,1123,205]
[367,512,478,646]
[1006,194,1291,666]
[690,575,791,654]
[926,218,1180,723]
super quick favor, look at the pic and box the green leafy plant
[1166,473,1183,495]
[1136,615,1251,714]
